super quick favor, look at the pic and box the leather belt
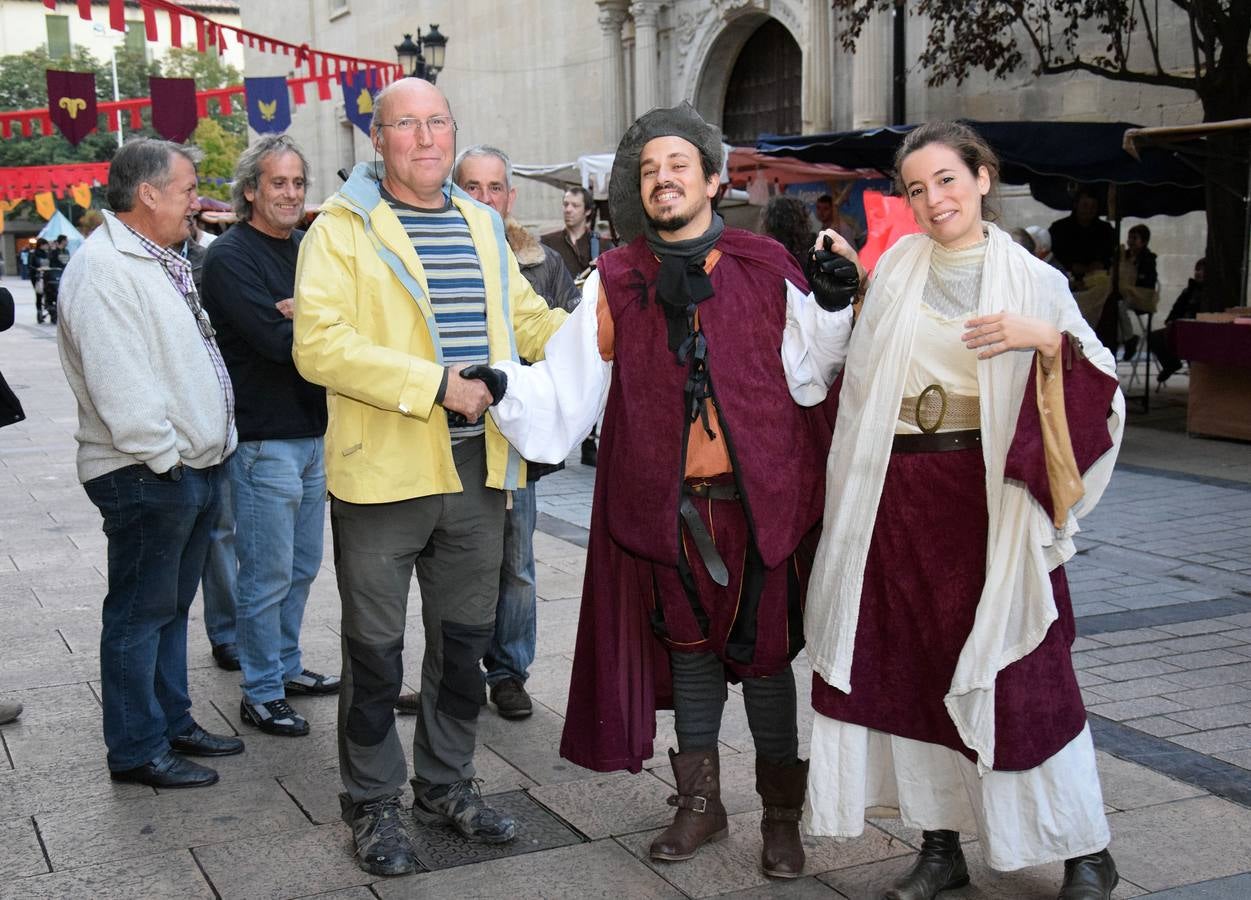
[685,481,740,501]
[891,429,981,454]
[679,488,732,587]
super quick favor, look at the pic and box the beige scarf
[805,222,1125,772]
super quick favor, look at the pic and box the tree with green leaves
[833,1,1249,309]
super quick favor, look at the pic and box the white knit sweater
[57,212,236,482]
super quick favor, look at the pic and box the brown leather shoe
[757,758,807,878]
[1058,849,1118,899]
[649,748,728,861]
[884,829,969,899]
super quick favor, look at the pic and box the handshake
[444,363,508,427]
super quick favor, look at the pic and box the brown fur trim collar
[505,218,545,267]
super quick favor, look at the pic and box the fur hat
[608,102,724,243]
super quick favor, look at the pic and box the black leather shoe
[580,437,598,468]
[111,750,219,788]
[171,723,244,757]
[395,692,421,715]
[212,643,240,671]
[490,677,533,719]
[883,829,969,899]
[1058,849,1118,899]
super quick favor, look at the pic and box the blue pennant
[245,76,291,134]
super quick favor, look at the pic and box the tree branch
[1040,57,1196,92]
[1135,0,1166,78]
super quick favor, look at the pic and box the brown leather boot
[756,758,807,878]
[883,829,969,899]
[649,748,729,861]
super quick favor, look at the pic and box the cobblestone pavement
[3,277,1251,898]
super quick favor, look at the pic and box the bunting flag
[0,162,111,203]
[339,70,377,135]
[71,183,93,209]
[46,70,98,146]
[148,76,197,142]
[34,192,56,220]
[244,76,291,134]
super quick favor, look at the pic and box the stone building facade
[240,0,1204,304]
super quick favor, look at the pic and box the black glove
[805,235,861,312]
[458,364,509,406]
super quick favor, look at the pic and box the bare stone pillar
[597,1,629,145]
[803,0,834,132]
[631,0,662,117]
[851,5,892,129]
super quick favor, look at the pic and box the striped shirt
[383,190,489,440]
[119,218,236,454]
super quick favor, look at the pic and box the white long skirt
[805,715,1110,871]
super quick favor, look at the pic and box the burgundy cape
[559,229,836,773]
[812,338,1119,770]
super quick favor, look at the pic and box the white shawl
[805,223,1125,773]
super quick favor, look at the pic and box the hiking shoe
[413,779,517,843]
[350,795,417,876]
[239,698,309,737]
[489,677,533,719]
[284,669,341,695]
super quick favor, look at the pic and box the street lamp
[395,25,448,83]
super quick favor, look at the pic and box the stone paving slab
[1106,795,1251,892]
[372,839,683,899]
[0,815,49,879]
[0,847,214,900]
[192,822,374,900]
[617,814,913,898]
[35,776,311,871]
[1141,874,1251,899]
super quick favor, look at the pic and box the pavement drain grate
[409,789,584,871]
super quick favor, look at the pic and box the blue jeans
[229,438,326,704]
[84,463,224,771]
[200,474,238,646]
[484,483,537,685]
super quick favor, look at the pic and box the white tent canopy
[513,145,736,200]
[37,211,84,253]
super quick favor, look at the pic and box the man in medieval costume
[480,103,860,878]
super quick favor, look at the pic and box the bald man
[293,78,568,876]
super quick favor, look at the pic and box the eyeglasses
[377,115,456,135]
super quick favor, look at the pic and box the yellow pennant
[71,183,92,209]
[34,191,56,220]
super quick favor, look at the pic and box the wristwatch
[156,463,183,482]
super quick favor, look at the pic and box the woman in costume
[803,122,1125,900]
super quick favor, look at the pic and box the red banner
[149,76,197,142]
[46,70,98,146]
[0,163,111,203]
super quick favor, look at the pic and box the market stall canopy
[37,211,85,252]
[757,121,1205,219]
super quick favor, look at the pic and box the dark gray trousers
[331,438,505,816]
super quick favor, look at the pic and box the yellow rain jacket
[293,162,568,503]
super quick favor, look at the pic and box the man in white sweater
[58,138,243,789]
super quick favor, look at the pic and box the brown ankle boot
[756,758,807,878]
[884,829,969,899]
[649,748,729,861]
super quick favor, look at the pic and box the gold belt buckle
[915,384,948,434]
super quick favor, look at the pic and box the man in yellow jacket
[292,77,567,877]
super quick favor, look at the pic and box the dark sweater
[201,222,326,442]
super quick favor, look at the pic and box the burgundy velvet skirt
[811,445,1087,771]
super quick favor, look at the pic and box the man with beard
[479,103,860,879]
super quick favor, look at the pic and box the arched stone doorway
[715,18,802,143]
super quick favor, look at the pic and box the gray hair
[369,78,454,132]
[106,138,202,212]
[231,135,310,221]
[453,145,512,190]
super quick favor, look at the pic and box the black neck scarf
[643,213,724,354]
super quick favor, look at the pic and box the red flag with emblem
[46,70,98,146]
[148,76,198,142]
